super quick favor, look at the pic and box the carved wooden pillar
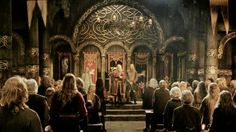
[26,9,39,80]
[205,26,218,80]
[127,53,131,71]
[101,54,106,82]
[0,0,12,87]
[152,55,157,78]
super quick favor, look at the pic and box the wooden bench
[144,109,153,131]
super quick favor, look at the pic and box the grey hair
[170,86,182,98]
[26,78,38,94]
[148,78,158,89]
[181,90,194,104]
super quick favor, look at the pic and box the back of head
[159,80,167,89]
[170,86,182,99]
[181,90,194,105]
[1,76,28,108]
[149,78,158,89]
[26,79,38,94]
[218,90,234,108]
[208,83,220,98]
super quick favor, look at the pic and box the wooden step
[105,114,145,121]
[106,109,145,115]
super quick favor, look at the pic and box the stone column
[101,54,106,82]
[74,53,80,77]
[0,0,12,87]
[127,54,131,70]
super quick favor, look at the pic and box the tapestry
[135,52,148,83]
[83,52,97,84]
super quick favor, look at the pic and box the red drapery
[83,52,97,84]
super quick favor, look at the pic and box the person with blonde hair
[0,76,43,132]
[50,73,87,132]
[200,83,220,130]
[210,90,236,132]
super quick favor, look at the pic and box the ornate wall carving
[218,69,232,76]
[188,53,197,62]
[207,48,217,57]
[49,35,76,53]
[218,32,236,59]
[73,0,164,46]
[0,60,8,70]
[29,48,39,58]
[206,66,218,74]
[26,65,39,74]
[0,35,11,49]
[160,36,185,53]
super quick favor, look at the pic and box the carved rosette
[0,60,8,71]
[29,48,39,58]
[206,66,218,74]
[0,35,11,48]
[43,53,49,61]
[43,68,50,76]
[197,68,204,75]
[218,69,232,76]
[207,49,217,57]
[26,65,39,74]
[187,69,195,75]
[188,54,197,62]
[74,53,80,62]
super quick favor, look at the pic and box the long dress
[110,70,126,102]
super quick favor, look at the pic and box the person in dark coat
[26,78,50,129]
[151,80,170,132]
[210,90,236,132]
[50,73,87,132]
[0,76,43,132]
[95,78,107,131]
[142,78,158,109]
[163,86,182,131]
[173,90,201,132]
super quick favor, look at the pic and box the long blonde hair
[58,73,78,106]
[0,76,28,111]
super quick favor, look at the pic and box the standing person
[87,84,101,124]
[200,83,220,130]
[50,73,87,132]
[126,64,138,104]
[82,67,92,94]
[26,78,50,129]
[109,64,126,104]
[142,78,158,109]
[95,78,107,131]
[193,81,207,108]
[163,86,182,131]
[0,76,43,132]
[173,90,201,132]
[151,80,170,132]
[38,76,54,96]
[210,91,236,132]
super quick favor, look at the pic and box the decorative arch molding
[160,36,185,54]
[72,0,164,46]
[12,32,25,56]
[130,41,154,55]
[218,32,236,59]
[104,41,130,56]
[76,41,104,56]
[49,35,76,53]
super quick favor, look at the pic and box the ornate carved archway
[218,32,236,59]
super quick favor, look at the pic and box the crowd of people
[1,69,236,132]
[0,73,106,132]
[142,77,236,132]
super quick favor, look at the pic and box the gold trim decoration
[26,65,39,74]
[206,66,218,74]
[0,60,8,70]
[198,68,204,75]
[218,69,232,76]
[29,48,39,58]
[207,49,217,57]
[0,35,11,49]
